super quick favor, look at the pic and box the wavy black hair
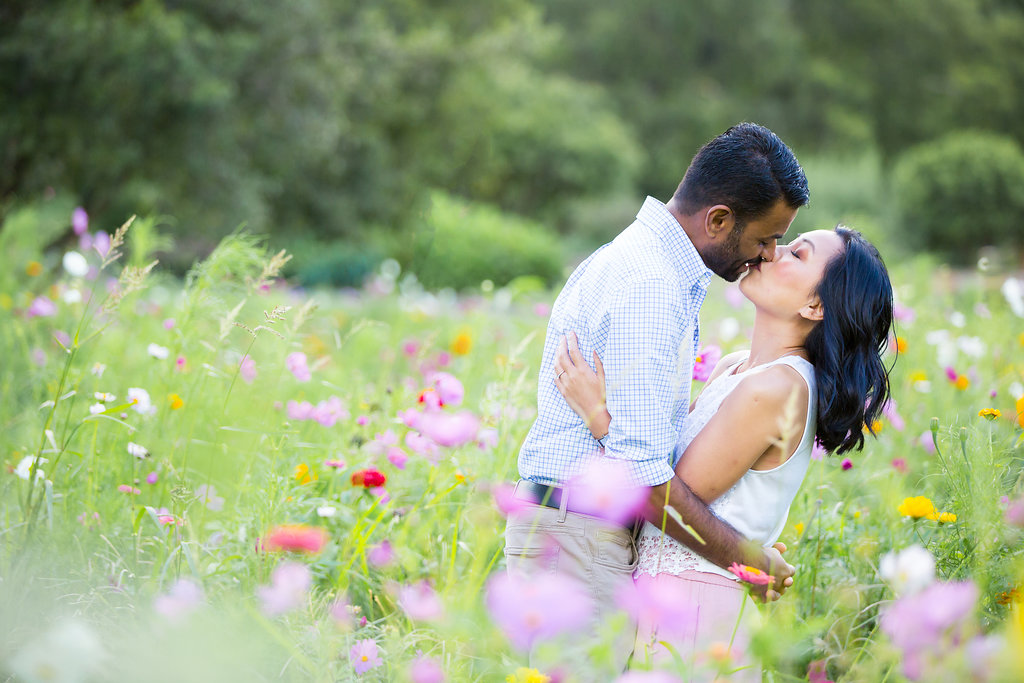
[806,226,894,454]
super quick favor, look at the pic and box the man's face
[703,199,799,282]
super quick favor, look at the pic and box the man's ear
[799,298,825,322]
[705,205,736,239]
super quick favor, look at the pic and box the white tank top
[635,354,816,582]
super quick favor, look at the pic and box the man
[505,122,809,669]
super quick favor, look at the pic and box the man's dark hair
[673,122,809,223]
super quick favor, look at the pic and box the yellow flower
[506,668,550,683]
[1011,602,1024,675]
[898,496,937,519]
[909,371,928,382]
[954,375,970,391]
[895,337,908,353]
[0,293,12,310]
[794,522,805,535]
[932,511,957,523]
[451,330,472,356]
[978,408,1001,420]
[1019,332,1024,348]
[454,471,467,485]
[25,260,43,276]
[294,463,317,485]
[168,393,184,410]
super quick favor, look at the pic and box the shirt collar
[635,196,713,292]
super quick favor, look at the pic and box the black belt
[515,480,570,510]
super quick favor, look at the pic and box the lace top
[635,354,816,582]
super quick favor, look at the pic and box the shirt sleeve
[599,277,691,486]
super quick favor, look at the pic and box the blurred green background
[2,0,1024,288]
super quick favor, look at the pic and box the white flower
[925,329,956,367]
[126,387,154,415]
[1010,382,1024,401]
[718,317,740,342]
[126,442,149,459]
[316,505,338,518]
[1002,277,1024,317]
[94,392,116,402]
[147,343,169,360]
[913,380,932,394]
[90,362,106,377]
[957,336,986,358]
[62,288,82,304]
[195,484,224,512]
[62,251,90,277]
[14,455,46,481]
[949,311,966,328]
[10,619,105,683]
[88,403,106,415]
[880,544,935,596]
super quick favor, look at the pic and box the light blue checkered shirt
[518,196,713,487]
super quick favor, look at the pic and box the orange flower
[25,261,43,277]
[1017,396,1024,428]
[294,463,317,485]
[954,375,970,391]
[978,408,1000,420]
[451,331,472,355]
[168,393,184,410]
[895,337,908,353]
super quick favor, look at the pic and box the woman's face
[738,229,845,320]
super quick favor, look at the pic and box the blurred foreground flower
[409,654,445,683]
[10,619,104,683]
[195,484,224,511]
[350,638,383,675]
[615,673,684,683]
[258,561,312,616]
[617,576,696,641]
[14,455,46,482]
[154,578,204,622]
[27,296,56,318]
[880,545,935,595]
[507,668,550,683]
[367,540,395,567]
[397,581,444,621]
[239,354,257,383]
[417,411,480,448]
[881,580,978,680]
[566,459,647,524]
[486,572,592,651]
[265,524,328,553]
[286,351,311,381]
[451,330,472,355]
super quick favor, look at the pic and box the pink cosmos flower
[881,399,905,431]
[286,351,311,382]
[324,458,347,469]
[486,572,592,651]
[53,330,71,348]
[402,339,421,357]
[724,284,745,309]
[148,507,180,526]
[919,431,936,454]
[728,563,774,586]
[417,388,443,411]
[367,540,395,567]
[387,447,408,470]
[944,366,958,382]
[397,581,444,621]
[329,597,352,627]
[265,525,329,554]
[366,429,399,455]
[891,458,908,473]
[175,355,186,372]
[409,654,445,683]
[162,318,175,330]
[239,355,257,383]
[350,639,383,675]
[357,415,369,426]
[287,400,315,421]
[27,296,57,318]
[313,396,349,427]
[534,302,552,317]
[811,441,827,461]
[117,485,141,495]
[405,431,440,461]
[146,471,159,485]
[692,345,722,382]
[258,561,312,616]
[566,459,648,525]
[476,428,499,451]
[807,660,834,683]
[417,411,480,448]
[616,576,697,641]
[893,303,916,323]
[154,578,204,621]
[72,207,89,235]
[1005,496,1024,527]
[429,372,464,407]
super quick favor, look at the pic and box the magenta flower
[811,441,827,461]
[163,317,175,330]
[417,411,480,448]
[486,572,592,651]
[566,459,648,524]
[357,415,369,426]
[27,296,57,318]
[239,355,257,383]
[286,351,311,382]
[72,207,89,235]
[944,366,958,382]
[397,581,444,621]
[257,561,312,616]
[880,580,978,680]
[367,540,395,567]
[807,660,834,683]
[402,339,421,357]
[350,638,383,675]
[728,563,775,586]
[367,429,398,455]
[154,578,204,621]
[429,372,464,407]
[387,447,408,470]
[692,345,722,382]
[616,576,696,641]
[324,458,347,469]
[146,471,159,485]
[533,302,552,317]
[891,458,908,473]
[841,458,853,470]
[409,654,445,683]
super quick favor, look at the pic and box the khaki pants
[503,488,640,676]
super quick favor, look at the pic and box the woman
[552,226,893,680]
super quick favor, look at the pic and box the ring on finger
[556,370,567,380]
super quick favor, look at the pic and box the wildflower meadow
[2,207,1024,682]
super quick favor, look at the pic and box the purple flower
[92,231,111,258]
[616,576,696,641]
[397,581,444,621]
[146,471,159,485]
[350,638,383,675]
[286,352,311,382]
[313,396,349,427]
[566,459,648,524]
[891,458,908,473]
[386,447,408,470]
[476,428,499,451]
[154,578,204,621]
[405,431,439,462]
[409,654,445,683]
[257,562,312,616]
[1005,496,1024,527]
[417,411,480,448]
[485,572,592,651]
[366,429,398,455]
[841,458,853,471]
[367,540,395,568]
[27,296,57,318]
[72,207,89,235]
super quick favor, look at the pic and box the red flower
[351,468,387,488]
[265,524,329,553]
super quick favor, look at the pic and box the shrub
[285,238,384,289]
[405,192,564,291]
[892,131,1024,264]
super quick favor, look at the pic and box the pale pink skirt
[631,571,761,682]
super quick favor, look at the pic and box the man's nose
[761,242,778,262]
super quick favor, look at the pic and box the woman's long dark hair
[805,226,894,454]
